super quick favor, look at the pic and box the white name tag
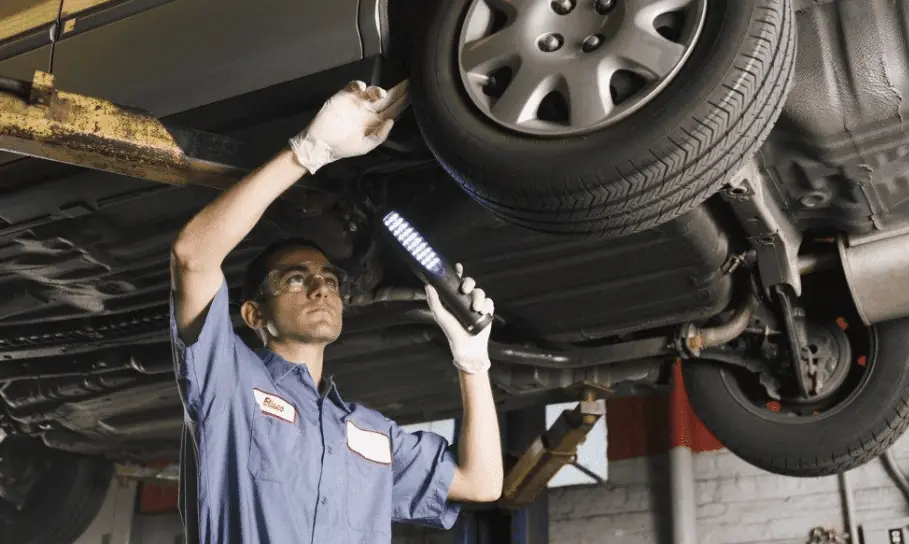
[346,420,391,464]
[253,389,296,424]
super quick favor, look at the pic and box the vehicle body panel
[0,0,386,117]
[763,0,909,235]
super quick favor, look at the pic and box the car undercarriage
[4,0,909,540]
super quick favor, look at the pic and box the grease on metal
[0,71,248,191]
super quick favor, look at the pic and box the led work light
[382,210,493,334]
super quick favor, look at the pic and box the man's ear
[240,300,265,331]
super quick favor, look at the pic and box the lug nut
[582,34,604,52]
[551,0,575,15]
[538,33,564,52]
[595,0,616,14]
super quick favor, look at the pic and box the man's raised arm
[170,80,409,344]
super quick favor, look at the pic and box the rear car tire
[683,317,909,477]
[1,446,114,544]
[411,0,796,237]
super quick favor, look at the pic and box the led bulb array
[383,211,442,273]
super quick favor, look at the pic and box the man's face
[256,247,344,344]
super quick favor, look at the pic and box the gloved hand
[289,79,410,173]
[425,263,495,374]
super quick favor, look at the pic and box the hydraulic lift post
[455,389,604,544]
[454,405,550,544]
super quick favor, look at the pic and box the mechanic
[168,80,504,543]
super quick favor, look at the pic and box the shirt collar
[255,348,351,413]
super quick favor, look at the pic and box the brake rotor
[786,321,852,404]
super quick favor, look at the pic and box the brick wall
[392,427,909,544]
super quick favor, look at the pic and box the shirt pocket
[345,426,392,534]
[248,412,304,484]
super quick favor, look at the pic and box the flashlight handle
[418,261,494,335]
[379,209,492,334]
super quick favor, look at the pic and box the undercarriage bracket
[722,160,803,296]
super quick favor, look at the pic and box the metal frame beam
[0,71,251,191]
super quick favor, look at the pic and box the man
[168,79,504,544]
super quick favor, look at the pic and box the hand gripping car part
[381,210,492,335]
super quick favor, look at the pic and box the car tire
[1,447,114,544]
[683,316,909,477]
[410,0,796,237]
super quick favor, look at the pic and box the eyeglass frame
[252,262,350,301]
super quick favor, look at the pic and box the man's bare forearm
[172,149,305,268]
[451,368,503,502]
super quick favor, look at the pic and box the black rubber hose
[0,76,30,99]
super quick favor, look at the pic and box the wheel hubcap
[457,0,708,136]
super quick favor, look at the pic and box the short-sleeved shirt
[168,278,461,543]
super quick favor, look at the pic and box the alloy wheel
[457,0,708,136]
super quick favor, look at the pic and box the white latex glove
[425,263,495,374]
[289,79,410,173]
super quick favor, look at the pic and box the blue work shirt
[169,279,461,543]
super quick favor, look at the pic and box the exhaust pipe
[678,293,758,357]
[838,229,909,326]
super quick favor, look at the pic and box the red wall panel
[607,361,723,461]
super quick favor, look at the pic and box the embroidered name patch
[346,420,391,464]
[252,389,296,424]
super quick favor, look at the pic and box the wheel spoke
[457,0,705,135]
[564,62,616,126]
[626,0,697,18]
[612,21,686,79]
[482,0,525,18]
[461,25,521,73]
[491,65,551,125]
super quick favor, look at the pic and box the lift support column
[455,391,604,544]
[454,405,549,544]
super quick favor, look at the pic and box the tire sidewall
[411,0,761,182]
[3,450,114,544]
[683,317,909,474]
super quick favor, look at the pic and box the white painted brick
[701,521,775,544]
[696,479,719,505]
[697,503,728,519]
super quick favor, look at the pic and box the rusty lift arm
[500,389,605,508]
[0,70,250,191]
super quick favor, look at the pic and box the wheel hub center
[788,322,853,404]
[525,0,623,58]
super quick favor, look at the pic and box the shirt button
[327,446,333,454]
[321,496,328,505]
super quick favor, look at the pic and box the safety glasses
[256,262,349,299]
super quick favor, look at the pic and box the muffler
[838,228,909,326]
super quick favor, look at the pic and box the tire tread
[421,0,796,236]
